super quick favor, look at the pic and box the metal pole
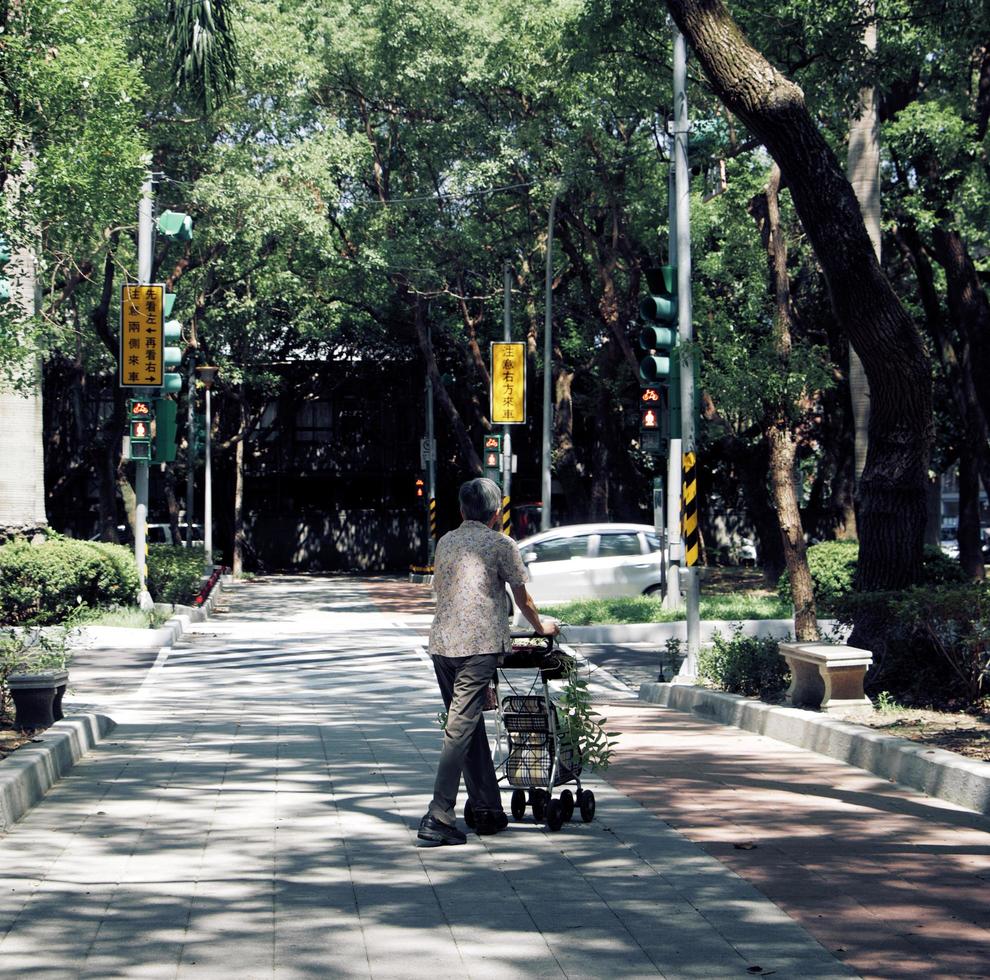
[540,190,558,531]
[135,176,154,610]
[204,385,213,574]
[185,354,195,545]
[502,262,512,526]
[672,25,700,679]
[425,328,436,564]
[664,132,683,612]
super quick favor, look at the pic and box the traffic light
[0,234,10,305]
[482,434,503,487]
[163,319,183,394]
[639,265,677,384]
[415,477,425,499]
[639,385,667,455]
[151,398,178,464]
[157,210,193,241]
[127,398,154,461]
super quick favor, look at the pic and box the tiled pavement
[0,576,983,978]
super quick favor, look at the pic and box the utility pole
[425,325,437,565]
[664,133,683,613]
[134,176,154,611]
[185,338,196,545]
[672,25,701,680]
[540,190,559,531]
[502,262,512,532]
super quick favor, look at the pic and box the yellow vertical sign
[119,284,164,387]
[491,342,526,424]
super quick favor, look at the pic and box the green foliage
[778,541,858,613]
[698,624,790,701]
[834,583,990,706]
[146,545,205,605]
[0,537,138,625]
[0,627,70,720]
[555,661,617,771]
[545,593,789,626]
[778,541,968,613]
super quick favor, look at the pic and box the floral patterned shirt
[429,520,529,658]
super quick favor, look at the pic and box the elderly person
[417,477,559,847]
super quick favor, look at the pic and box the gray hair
[459,478,502,523]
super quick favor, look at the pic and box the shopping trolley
[490,632,596,832]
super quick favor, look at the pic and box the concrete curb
[639,681,990,816]
[0,713,115,832]
[0,577,227,833]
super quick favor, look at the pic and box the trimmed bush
[698,624,791,701]
[0,537,138,626]
[778,540,968,613]
[777,540,857,613]
[834,582,990,706]
[146,545,205,605]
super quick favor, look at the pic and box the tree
[664,0,933,594]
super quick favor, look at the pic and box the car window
[525,536,590,563]
[645,533,661,552]
[596,533,644,558]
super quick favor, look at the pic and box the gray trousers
[428,654,502,825]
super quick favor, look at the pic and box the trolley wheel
[559,789,574,822]
[531,789,548,823]
[510,789,527,820]
[464,800,476,829]
[546,799,564,832]
[578,789,596,823]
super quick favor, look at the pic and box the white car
[513,523,663,609]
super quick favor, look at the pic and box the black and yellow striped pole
[681,451,699,566]
[428,496,437,559]
[501,496,512,536]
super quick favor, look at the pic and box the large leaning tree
[664,0,933,592]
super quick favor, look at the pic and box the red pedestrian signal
[641,407,659,430]
[415,477,425,498]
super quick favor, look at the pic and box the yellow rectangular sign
[491,341,526,424]
[119,283,164,388]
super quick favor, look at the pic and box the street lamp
[196,365,218,574]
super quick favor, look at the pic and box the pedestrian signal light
[641,406,659,430]
[486,451,499,468]
[415,477,425,498]
[127,398,154,461]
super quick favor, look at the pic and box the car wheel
[644,584,663,597]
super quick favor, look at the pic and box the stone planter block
[7,671,68,730]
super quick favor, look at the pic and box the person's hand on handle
[510,584,559,637]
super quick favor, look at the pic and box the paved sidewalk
[0,576,853,979]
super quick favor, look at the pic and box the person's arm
[510,583,559,636]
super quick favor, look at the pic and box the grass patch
[544,593,791,626]
[65,605,171,629]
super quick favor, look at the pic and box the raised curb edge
[639,681,990,816]
[0,576,227,833]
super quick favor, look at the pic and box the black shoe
[474,810,509,836]
[416,814,467,847]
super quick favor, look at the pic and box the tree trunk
[750,165,819,641]
[666,0,933,594]
[846,5,880,498]
[957,452,985,580]
[232,390,246,578]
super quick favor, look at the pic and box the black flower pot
[7,672,66,731]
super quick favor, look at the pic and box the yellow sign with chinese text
[119,284,164,387]
[491,341,526,424]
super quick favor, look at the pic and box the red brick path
[602,702,990,980]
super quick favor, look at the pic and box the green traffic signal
[639,265,677,384]
[151,398,178,464]
[157,210,193,241]
[0,234,10,306]
[162,319,184,394]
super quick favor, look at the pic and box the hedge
[146,544,206,605]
